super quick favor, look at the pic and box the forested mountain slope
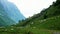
[0,0,25,26]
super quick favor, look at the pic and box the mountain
[10,0,60,34]
[0,0,60,34]
[0,0,25,26]
[0,0,25,22]
[18,0,60,27]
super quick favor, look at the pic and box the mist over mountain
[0,0,25,26]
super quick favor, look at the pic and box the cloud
[8,0,56,18]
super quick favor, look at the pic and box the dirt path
[52,31,60,34]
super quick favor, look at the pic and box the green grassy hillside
[17,0,60,27]
[16,0,60,27]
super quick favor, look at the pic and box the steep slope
[0,2,16,26]
[23,0,60,29]
[0,0,25,23]
[0,0,25,26]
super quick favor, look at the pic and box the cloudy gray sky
[8,0,56,18]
